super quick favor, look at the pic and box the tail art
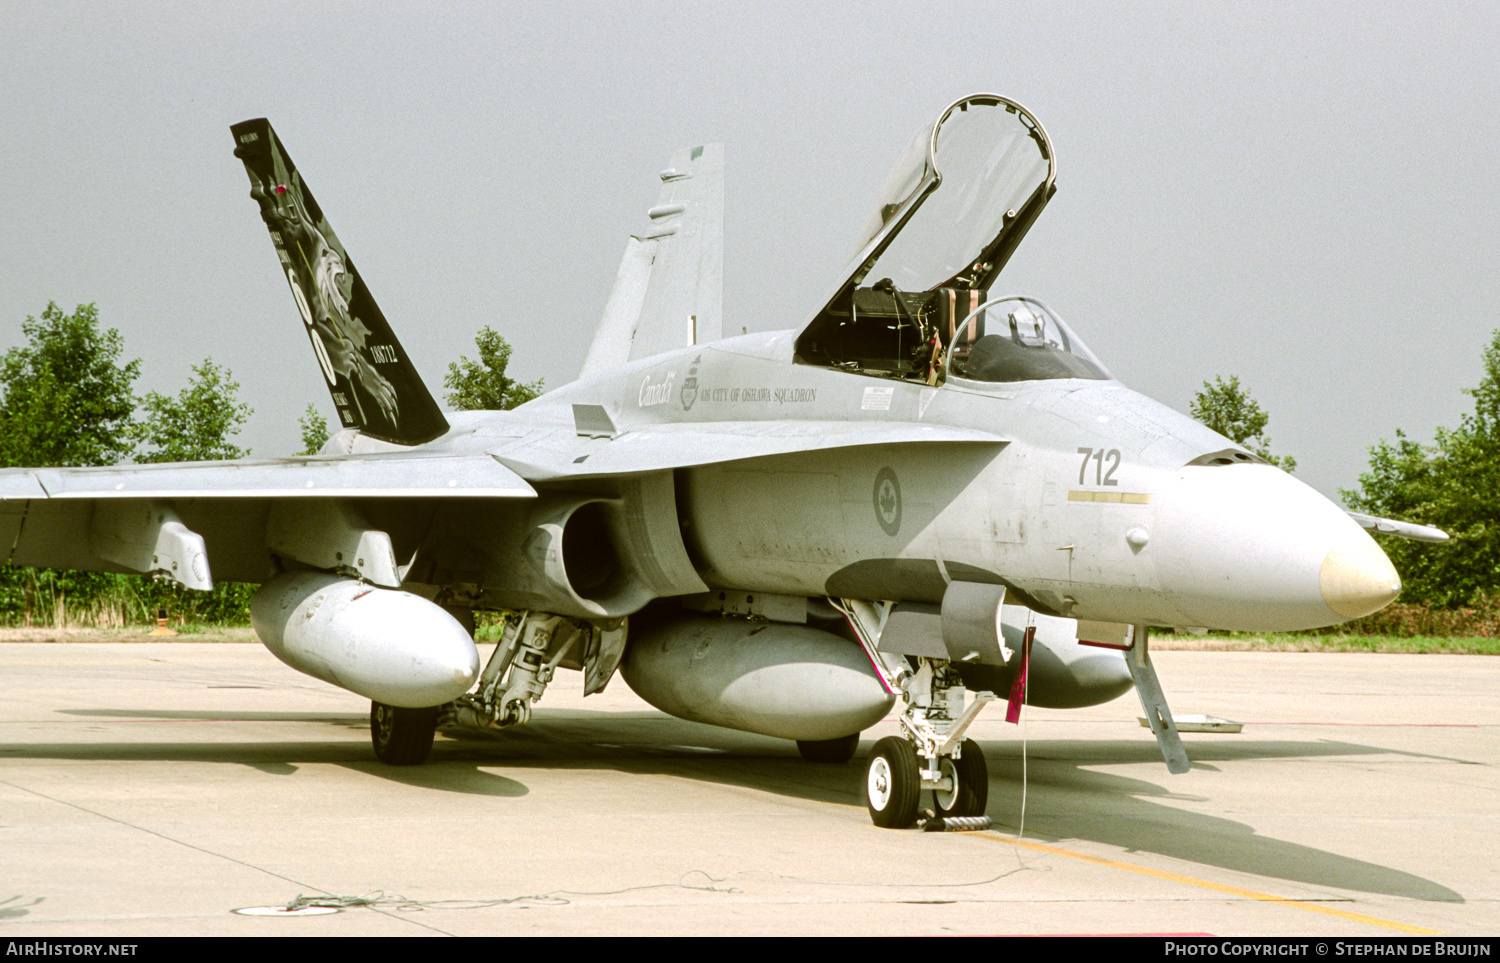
[231,119,448,446]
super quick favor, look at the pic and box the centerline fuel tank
[621,614,895,742]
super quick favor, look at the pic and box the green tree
[1344,330,1500,607]
[0,303,143,626]
[298,403,331,455]
[137,359,252,463]
[0,303,140,468]
[444,327,542,410]
[0,309,261,628]
[1189,375,1297,472]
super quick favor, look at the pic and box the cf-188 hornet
[0,95,1445,828]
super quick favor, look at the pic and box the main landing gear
[862,659,993,828]
[370,701,440,765]
[368,611,569,767]
[367,611,624,768]
[797,733,861,764]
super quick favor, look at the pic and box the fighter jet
[0,95,1445,829]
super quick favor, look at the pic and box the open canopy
[794,95,1057,381]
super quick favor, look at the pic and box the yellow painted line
[1068,490,1151,504]
[975,831,1440,934]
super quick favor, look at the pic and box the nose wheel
[866,737,921,828]
[864,736,988,828]
[933,739,988,818]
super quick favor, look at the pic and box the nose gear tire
[933,739,988,817]
[865,736,921,828]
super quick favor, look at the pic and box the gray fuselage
[444,327,1398,633]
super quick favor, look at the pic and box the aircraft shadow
[442,708,1465,904]
[14,705,1463,902]
[65,709,369,723]
[445,711,1465,903]
[975,738,1464,903]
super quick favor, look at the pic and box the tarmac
[0,640,1496,937]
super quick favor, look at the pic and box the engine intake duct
[484,474,707,620]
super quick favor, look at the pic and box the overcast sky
[2,1,1496,502]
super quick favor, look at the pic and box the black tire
[370,701,439,765]
[934,739,988,818]
[797,733,860,764]
[864,736,921,828]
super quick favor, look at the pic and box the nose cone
[1321,536,1401,618]
[1153,464,1401,631]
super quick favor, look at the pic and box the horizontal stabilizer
[1347,511,1449,544]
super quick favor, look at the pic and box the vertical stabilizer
[581,144,723,375]
[580,236,655,376]
[231,119,449,446]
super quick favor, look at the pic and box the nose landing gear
[861,658,995,828]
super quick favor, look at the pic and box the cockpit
[945,296,1108,384]
[793,94,1108,386]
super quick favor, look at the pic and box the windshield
[945,297,1110,384]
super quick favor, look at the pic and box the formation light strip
[1068,490,1152,504]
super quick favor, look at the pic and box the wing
[6,454,534,500]
[1347,511,1450,544]
[0,455,535,590]
[580,144,724,374]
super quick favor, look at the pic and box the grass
[1154,633,1500,655]
[0,624,257,643]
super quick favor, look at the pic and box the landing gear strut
[450,612,589,730]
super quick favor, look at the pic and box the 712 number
[1077,447,1121,486]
